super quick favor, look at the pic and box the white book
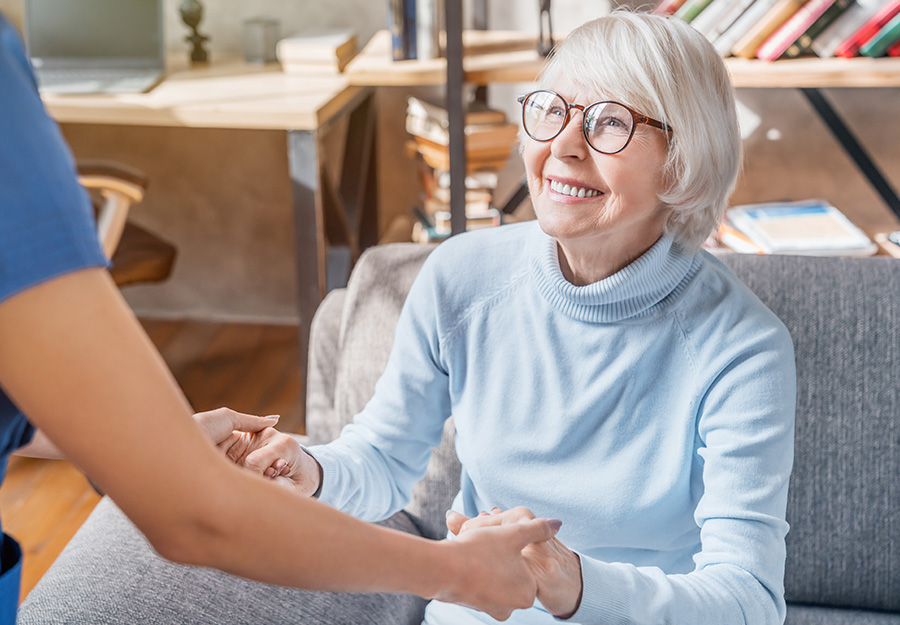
[691,0,744,39]
[726,200,877,256]
[276,29,357,64]
[714,0,781,56]
[811,0,885,58]
[706,0,760,42]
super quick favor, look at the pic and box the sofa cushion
[786,603,900,624]
[18,498,428,625]
[719,254,899,612]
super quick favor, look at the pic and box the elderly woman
[244,10,795,625]
[20,10,795,625]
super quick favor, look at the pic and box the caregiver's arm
[16,408,277,460]
[0,266,557,620]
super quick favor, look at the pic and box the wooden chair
[77,160,176,287]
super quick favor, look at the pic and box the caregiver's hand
[448,507,583,619]
[192,407,280,448]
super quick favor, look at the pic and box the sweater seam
[440,264,532,348]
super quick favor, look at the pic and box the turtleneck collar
[530,227,700,323]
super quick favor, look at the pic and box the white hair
[537,10,741,251]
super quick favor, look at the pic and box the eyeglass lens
[522,91,634,154]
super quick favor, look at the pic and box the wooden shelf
[346,29,900,89]
[726,56,900,88]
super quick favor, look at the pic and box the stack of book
[406,97,515,242]
[653,0,900,60]
[276,29,357,74]
[712,199,878,256]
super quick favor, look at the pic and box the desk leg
[287,129,325,430]
[801,88,900,220]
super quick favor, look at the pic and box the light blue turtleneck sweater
[309,220,796,625]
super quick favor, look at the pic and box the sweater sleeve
[563,321,796,625]
[307,253,452,521]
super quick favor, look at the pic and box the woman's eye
[547,105,566,117]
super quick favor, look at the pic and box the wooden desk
[44,59,378,426]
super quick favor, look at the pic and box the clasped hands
[193,408,583,619]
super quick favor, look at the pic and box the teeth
[549,179,600,198]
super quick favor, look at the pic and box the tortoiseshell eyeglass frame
[517,89,674,155]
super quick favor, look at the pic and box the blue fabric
[310,221,796,625]
[0,13,107,534]
[0,534,22,625]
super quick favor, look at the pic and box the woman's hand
[192,407,279,447]
[218,421,322,497]
[447,507,583,619]
[436,516,562,621]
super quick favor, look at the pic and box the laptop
[25,0,165,95]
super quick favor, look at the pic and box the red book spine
[889,38,900,57]
[756,0,837,61]
[834,0,900,58]
[652,0,688,15]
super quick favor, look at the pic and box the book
[860,11,900,57]
[874,231,900,257]
[434,170,499,190]
[652,0,689,15]
[407,115,519,152]
[276,29,357,64]
[725,200,877,256]
[674,0,716,23]
[756,0,840,61]
[389,0,416,60]
[411,138,513,172]
[701,0,759,43]
[727,0,803,59]
[416,0,441,60]
[717,221,766,253]
[889,37,900,55]
[403,0,417,59]
[834,0,900,58]
[433,208,501,232]
[407,96,507,129]
[715,0,782,56]
[810,0,886,58]
[782,0,853,59]
[688,0,737,37]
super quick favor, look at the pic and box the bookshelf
[345,28,900,230]
[347,34,900,88]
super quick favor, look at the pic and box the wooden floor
[0,319,305,602]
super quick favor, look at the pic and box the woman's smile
[547,177,604,202]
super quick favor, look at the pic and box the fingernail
[445,510,454,519]
[264,469,274,478]
[267,415,280,420]
[547,519,563,531]
[478,511,490,517]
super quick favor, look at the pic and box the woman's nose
[550,109,589,160]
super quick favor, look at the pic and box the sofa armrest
[305,288,345,445]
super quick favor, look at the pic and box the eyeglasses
[517,90,673,155]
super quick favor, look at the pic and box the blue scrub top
[0,13,107,620]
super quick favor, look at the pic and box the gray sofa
[19,243,900,624]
